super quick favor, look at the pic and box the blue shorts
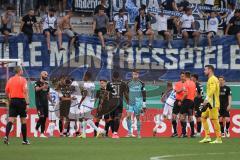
[127,101,143,115]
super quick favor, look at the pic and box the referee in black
[4,66,30,145]
[35,71,50,138]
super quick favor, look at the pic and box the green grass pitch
[1,137,240,160]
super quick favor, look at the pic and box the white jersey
[207,16,220,33]
[114,14,128,32]
[156,15,168,31]
[180,14,195,29]
[165,90,176,107]
[49,88,60,120]
[41,14,58,30]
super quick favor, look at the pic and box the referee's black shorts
[9,98,27,118]
[180,99,194,116]
[173,100,181,115]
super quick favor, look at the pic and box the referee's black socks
[190,121,195,135]
[5,121,13,138]
[226,121,230,132]
[181,121,187,135]
[172,119,177,134]
[21,123,27,142]
[220,122,224,133]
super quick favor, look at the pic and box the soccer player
[180,7,200,50]
[78,72,104,138]
[113,9,132,47]
[4,66,30,145]
[179,71,196,138]
[200,65,222,144]
[68,80,82,137]
[93,6,109,50]
[20,9,39,49]
[126,69,146,138]
[59,77,72,137]
[40,8,65,54]
[219,76,232,138]
[191,74,204,137]
[48,80,60,137]
[35,71,50,138]
[171,72,185,137]
[153,82,176,136]
[135,7,154,50]
[108,71,128,138]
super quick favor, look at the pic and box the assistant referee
[4,66,30,145]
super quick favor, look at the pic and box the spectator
[35,0,48,16]
[20,9,40,49]
[93,6,109,50]
[154,10,173,48]
[113,9,132,47]
[228,0,237,9]
[161,0,178,11]
[57,0,67,16]
[135,7,154,50]
[180,7,200,49]
[40,8,65,54]
[202,11,224,51]
[204,0,215,7]
[60,10,76,54]
[0,6,15,52]
[225,9,240,48]
[178,0,190,12]
[94,0,110,18]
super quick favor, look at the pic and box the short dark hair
[119,8,124,13]
[191,74,199,80]
[132,69,139,73]
[185,71,191,78]
[139,7,145,12]
[180,71,185,75]
[84,71,92,80]
[112,71,120,79]
[205,65,215,71]
[218,76,225,80]
[49,8,56,12]
[99,6,105,11]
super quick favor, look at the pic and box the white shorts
[79,96,95,119]
[48,105,59,121]
[163,103,173,120]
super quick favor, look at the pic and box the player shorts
[9,98,27,118]
[219,108,230,117]
[137,28,148,35]
[163,103,173,119]
[172,100,181,115]
[63,28,75,38]
[79,96,95,119]
[60,100,71,118]
[48,105,59,121]
[37,105,48,117]
[201,107,219,120]
[180,99,194,116]
[127,100,143,116]
[94,28,107,35]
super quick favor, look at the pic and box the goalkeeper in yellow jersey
[199,65,222,144]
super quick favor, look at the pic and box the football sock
[5,121,13,138]
[226,122,230,132]
[220,122,224,133]
[127,118,132,135]
[21,123,27,141]
[181,121,187,135]
[197,121,201,133]
[137,120,141,136]
[105,121,110,136]
[49,122,55,136]
[94,122,99,136]
[114,118,120,133]
[41,117,46,134]
[69,121,75,135]
[87,119,98,132]
[172,119,177,134]
[202,118,210,137]
[59,120,63,133]
[82,120,86,135]
[212,119,221,138]
[190,121,195,135]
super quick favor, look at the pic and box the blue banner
[0,34,240,81]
